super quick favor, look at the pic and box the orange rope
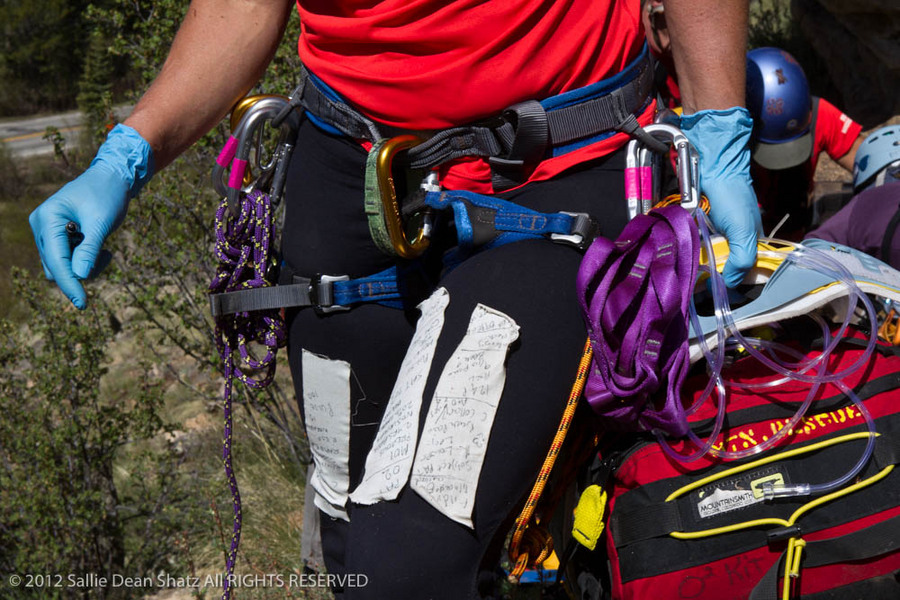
[654,193,711,214]
[507,337,594,583]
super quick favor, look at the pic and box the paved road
[0,106,132,158]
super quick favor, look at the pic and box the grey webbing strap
[210,283,314,317]
[406,125,509,170]
[748,514,900,600]
[548,61,654,147]
[291,55,654,172]
[209,274,351,317]
[290,65,385,142]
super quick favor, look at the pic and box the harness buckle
[551,212,596,250]
[308,274,351,314]
[488,100,550,190]
[374,135,432,259]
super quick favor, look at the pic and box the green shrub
[0,270,194,599]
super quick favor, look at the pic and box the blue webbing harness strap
[208,191,595,317]
[209,267,404,317]
[421,188,595,251]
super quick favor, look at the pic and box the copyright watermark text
[6,572,368,590]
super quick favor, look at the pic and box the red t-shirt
[295,0,651,192]
[809,96,862,173]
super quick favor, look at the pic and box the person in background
[642,0,681,110]
[746,46,864,239]
[28,1,760,597]
[806,124,900,269]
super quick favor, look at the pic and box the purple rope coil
[209,189,286,600]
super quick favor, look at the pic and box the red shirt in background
[295,0,652,192]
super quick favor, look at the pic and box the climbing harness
[208,183,598,316]
[274,45,659,191]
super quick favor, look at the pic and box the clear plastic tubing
[655,209,878,487]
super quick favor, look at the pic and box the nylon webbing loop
[422,189,597,251]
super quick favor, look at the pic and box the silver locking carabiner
[624,119,700,219]
[212,95,302,214]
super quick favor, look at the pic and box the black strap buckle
[306,274,351,314]
[489,100,550,190]
[551,212,597,250]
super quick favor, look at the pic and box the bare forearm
[665,0,750,113]
[123,0,294,169]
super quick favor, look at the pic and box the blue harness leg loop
[208,192,594,316]
[423,189,596,252]
[209,266,404,317]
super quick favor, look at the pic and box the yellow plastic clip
[375,135,430,259]
[572,484,608,551]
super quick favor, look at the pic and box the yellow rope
[508,337,593,583]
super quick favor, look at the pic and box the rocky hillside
[793,0,900,127]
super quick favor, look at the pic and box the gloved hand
[680,107,762,288]
[29,124,154,309]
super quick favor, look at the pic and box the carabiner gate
[374,135,431,259]
[213,94,302,215]
[624,121,700,219]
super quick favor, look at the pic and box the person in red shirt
[746,47,864,239]
[642,0,681,110]
[29,1,761,598]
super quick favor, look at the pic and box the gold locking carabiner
[375,135,431,259]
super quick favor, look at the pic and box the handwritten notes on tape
[410,304,519,528]
[302,350,352,521]
[351,288,449,505]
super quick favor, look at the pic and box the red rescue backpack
[592,327,900,600]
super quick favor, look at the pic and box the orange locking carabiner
[375,135,431,259]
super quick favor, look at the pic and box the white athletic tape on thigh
[302,349,352,521]
[350,288,450,505]
[410,304,520,528]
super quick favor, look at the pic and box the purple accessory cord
[209,189,287,599]
[576,205,699,437]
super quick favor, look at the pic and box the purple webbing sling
[576,205,699,437]
[209,189,286,600]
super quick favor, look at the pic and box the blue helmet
[853,125,900,191]
[746,47,813,170]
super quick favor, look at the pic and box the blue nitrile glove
[681,107,763,288]
[28,124,154,309]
